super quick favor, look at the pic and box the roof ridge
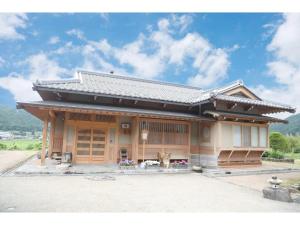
[77,70,204,91]
[35,78,80,85]
[203,80,244,94]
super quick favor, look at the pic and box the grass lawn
[0,139,42,150]
[284,152,300,159]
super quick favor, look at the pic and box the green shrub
[0,143,7,150]
[262,151,270,158]
[26,144,34,150]
[34,142,42,150]
[269,150,284,159]
[269,132,288,152]
[9,144,18,150]
[294,147,300,153]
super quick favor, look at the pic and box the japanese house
[17,70,295,167]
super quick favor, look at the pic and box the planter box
[145,164,161,169]
[119,165,136,170]
[171,164,189,169]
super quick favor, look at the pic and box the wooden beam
[49,110,56,119]
[41,117,49,165]
[245,105,254,111]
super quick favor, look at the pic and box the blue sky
[0,13,299,116]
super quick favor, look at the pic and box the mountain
[270,113,300,135]
[0,105,42,132]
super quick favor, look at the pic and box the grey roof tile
[33,70,295,112]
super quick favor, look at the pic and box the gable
[222,86,261,100]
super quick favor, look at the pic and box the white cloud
[66,29,85,40]
[0,53,68,101]
[25,53,68,81]
[0,14,232,103]
[170,14,194,33]
[0,73,40,101]
[0,56,5,67]
[48,36,60,45]
[87,15,230,86]
[100,13,109,22]
[0,13,28,40]
[254,13,300,117]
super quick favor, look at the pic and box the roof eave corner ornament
[76,70,83,83]
[237,79,244,86]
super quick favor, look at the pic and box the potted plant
[119,159,136,170]
[171,160,188,169]
[144,160,160,169]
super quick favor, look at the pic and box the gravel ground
[0,151,36,174]
[0,173,299,212]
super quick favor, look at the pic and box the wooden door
[75,127,107,163]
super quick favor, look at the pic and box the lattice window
[139,120,189,145]
[69,113,91,121]
[95,115,116,122]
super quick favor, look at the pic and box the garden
[0,139,42,151]
[262,132,300,163]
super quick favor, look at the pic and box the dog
[157,152,172,168]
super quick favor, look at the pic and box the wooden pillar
[131,116,139,162]
[48,111,56,159]
[213,122,217,154]
[115,116,120,163]
[41,117,49,165]
[188,122,191,160]
[62,112,68,154]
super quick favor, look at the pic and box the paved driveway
[0,173,299,212]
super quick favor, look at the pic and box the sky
[0,13,299,117]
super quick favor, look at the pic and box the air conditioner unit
[121,123,130,129]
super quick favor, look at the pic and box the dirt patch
[0,151,37,174]
[218,172,300,191]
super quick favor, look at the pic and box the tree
[269,132,288,152]
[286,136,300,153]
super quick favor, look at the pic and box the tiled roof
[35,70,204,104]
[33,70,295,112]
[203,110,288,123]
[17,101,213,121]
[210,94,295,112]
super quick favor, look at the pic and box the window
[259,127,267,147]
[251,127,258,147]
[201,125,211,143]
[233,125,267,148]
[242,126,251,147]
[139,120,189,145]
[233,125,241,147]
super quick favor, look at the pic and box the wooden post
[115,116,120,163]
[142,140,145,162]
[41,117,49,165]
[48,111,56,159]
[62,112,68,154]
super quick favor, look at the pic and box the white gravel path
[0,173,299,212]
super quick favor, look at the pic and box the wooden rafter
[227,103,237,110]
